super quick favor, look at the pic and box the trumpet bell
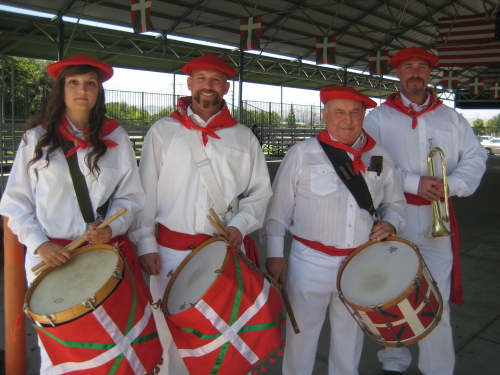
[426,201,453,239]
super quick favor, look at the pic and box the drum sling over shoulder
[318,140,378,220]
[62,140,110,223]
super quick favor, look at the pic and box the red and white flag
[316,36,336,65]
[240,16,262,51]
[491,83,500,99]
[437,13,500,67]
[469,77,485,95]
[131,0,154,34]
[368,50,389,75]
[441,70,460,90]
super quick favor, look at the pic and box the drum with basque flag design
[162,237,284,375]
[25,236,162,374]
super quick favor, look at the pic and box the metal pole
[58,16,65,61]
[238,50,244,123]
[280,86,283,125]
[172,73,176,108]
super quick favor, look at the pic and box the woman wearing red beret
[0,55,159,374]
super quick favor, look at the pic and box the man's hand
[227,226,243,250]
[265,257,287,283]
[417,176,445,202]
[139,253,161,276]
[370,221,396,241]
[36,241,71,267]
[84,221,112,244]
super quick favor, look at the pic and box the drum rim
[162,236,231,317]
[24,244,123,325]
[337,236,424,311]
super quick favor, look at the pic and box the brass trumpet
[426,139,453,238]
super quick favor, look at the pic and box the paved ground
[1,154,499,374]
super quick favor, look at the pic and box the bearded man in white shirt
[364,47,487,375]
[129,54,272,375]
[260,86,406,375]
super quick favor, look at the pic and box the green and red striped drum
[162,237,284,375]
[337,236,443,347]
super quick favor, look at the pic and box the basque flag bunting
[240,16,262,51]
[469,77,485,95]
[441,70,460,90]
[491,83,500,99]
[368,50,389,75]
[131,0,154,34]
[316,36,336,65]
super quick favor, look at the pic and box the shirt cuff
[446,175,460,197]
[227,214,249,238]
[137,236,159,257]
[381,213,403,234]
[25,231,50,255]
[266,236,284,258]
[403,173,421,195]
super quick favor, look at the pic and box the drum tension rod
[112,267,123,280]
[82,295,97,310]
[167,270,174,277]
[214,269,223,276]
[43,314,57,327]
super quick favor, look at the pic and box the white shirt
[260,136,406,258]
[0,119,146,255]
[129,107,272,257]
[364,93,487,197]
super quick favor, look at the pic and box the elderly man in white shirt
[260,86,405,375]
[364,47,487,375]
[129,54,272,375]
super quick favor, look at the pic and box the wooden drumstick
[280,282,300,334]
[208,208,229,236]
[31,208,127,274]
[207,215,229,239]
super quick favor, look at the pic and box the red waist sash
[404,193,464,305]
[156,224,211,251]
[293,235,355,256]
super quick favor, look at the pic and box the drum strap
[318,140,378,220]
[62,141,110,223]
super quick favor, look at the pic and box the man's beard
[405,77,426,96]
[193,90,222,109]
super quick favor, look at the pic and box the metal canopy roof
[1,0,499,100]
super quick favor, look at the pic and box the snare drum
[24,242,162,374]
[162,237,284,375]
[337,236,443,347]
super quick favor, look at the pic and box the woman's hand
[84,221,112,244]
[36,242,71,267]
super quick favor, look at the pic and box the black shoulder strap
[62,141,110,223]
[318,140,377,218]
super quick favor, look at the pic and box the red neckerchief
[383,89,443,129]
[57,116,119,158]
[317,129,376,175]
[170,96,238,146]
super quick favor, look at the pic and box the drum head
[340,240,420,307]
[167,240,228,315]
[29,248,119,315]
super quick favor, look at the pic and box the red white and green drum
[24,243,162,374]
[162,237,284,375]
[337,236,443,347]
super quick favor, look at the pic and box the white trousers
[378,204,455,375]
[283,240,363,375]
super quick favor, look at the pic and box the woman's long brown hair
[25,64,109,177]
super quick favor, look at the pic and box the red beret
[46,55,114,81]
[389,46,440,69]
[182,54,237,79]
[320,86,377,108]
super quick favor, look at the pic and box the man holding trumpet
[364,47,487,375]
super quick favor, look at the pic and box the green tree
[472,118,485,135]
[286,104,297,128]
[106,101,151,124]
[2,57,53,119]
[155,107,173,119]
[486,114,500,132]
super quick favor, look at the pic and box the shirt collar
[327,130,365,151]
[64,115,84,139]
[187,105,222,128]
[400,91,430,112]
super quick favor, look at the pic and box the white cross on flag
[131,0,154,34]
[316,36,336,65]
[240,16,262,51]
[442,70,460,90]
[469,77,485,95]
[491,83,500,98]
